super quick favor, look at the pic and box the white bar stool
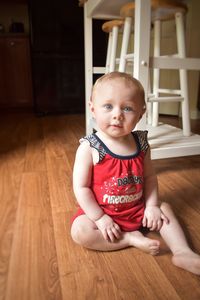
[119,0,191,136]
[102,20,124,73]
[119,3,135,73]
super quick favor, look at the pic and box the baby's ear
[89,97,95,116]
[141,105,146,118]
[139,106,146,120]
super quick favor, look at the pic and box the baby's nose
[113,107,123,119]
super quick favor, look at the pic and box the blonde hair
[91,71,146,111]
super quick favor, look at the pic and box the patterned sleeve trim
[79,134,106,163]
[133,130,149,154]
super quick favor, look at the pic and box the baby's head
[90,71,146,114]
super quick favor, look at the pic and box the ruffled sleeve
[79,134,106,163]
[133,130,149,154]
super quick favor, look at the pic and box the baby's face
[90,78,145,138]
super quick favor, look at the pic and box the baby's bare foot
[128,231,160,255]
[172,250,200,275]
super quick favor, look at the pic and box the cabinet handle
[10,41,15,46]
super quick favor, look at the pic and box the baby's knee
[160,201,172,212]
[71,219,93,247]
[71,222,84,245]
[160,202,175,219]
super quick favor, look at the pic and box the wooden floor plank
[48,212,78,300]
[45,142,75,213]
[24,118,46,172]
[5,172,62,300]
[0,168,22,300]
[0,114,30,300]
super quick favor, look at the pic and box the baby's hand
[95,214,121,242]
[142,206,169,231]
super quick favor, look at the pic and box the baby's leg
[160,202,200,275]
[71,215,159,254]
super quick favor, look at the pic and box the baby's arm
[73,142,121,241]
[142,148,169,231]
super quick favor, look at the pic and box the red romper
[72,131,149,232]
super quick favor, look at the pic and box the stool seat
[102,20,124,33]
[120,2,135,18]
[151,0,188,21]
[120,0,188,21]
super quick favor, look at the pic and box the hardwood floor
[0,112,200,300]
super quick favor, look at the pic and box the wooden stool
[119,0,190,136]
[102,20,124,73]
[78,0,87,7]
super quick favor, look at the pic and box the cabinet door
[5,37,32,106]
[0,38,8,105]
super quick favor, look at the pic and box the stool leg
[176,12,191,136]
[147,70,153,124]
[119,16,132,72]
[152,19,161,127]
[105,32,113,73]
[110,25,119,72]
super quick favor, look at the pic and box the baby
[71,71,200,275]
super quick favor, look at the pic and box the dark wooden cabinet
[0,35,33,108]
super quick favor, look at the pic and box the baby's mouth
[111,124,122,128]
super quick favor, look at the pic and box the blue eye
[103,104,112,110]
[123,106,133,112]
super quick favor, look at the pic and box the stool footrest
[124,53,134,59]
[93,67,106,74]
[148,96,184,102]
[158,88,181,94]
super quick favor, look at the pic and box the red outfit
[72,131,149,232]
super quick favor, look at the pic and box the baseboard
[190,110,200,120]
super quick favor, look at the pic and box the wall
[0,3,29,33]
[185,0,200,119]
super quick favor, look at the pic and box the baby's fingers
[142,216,147,227]
[107,229,116,242]
[155,219,163,231]
[102,229,109,241]
[107,224,121,242]
[149,221,158,231]
[112,224,121,239]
